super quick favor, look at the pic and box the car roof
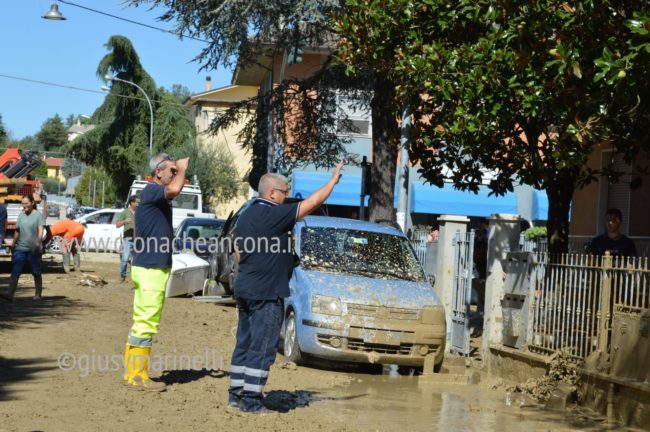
[181,217,226,225]
[298,216,406,237]
[75,208,120,219]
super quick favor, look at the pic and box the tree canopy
[335,0,650,253]
[66,35,244,204]
[36,114,67,151]
[129,0,402,221]
[0,114,8,146]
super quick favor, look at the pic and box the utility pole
[92,179,97,208]
[101,180,105,208]
[396,102,411,232]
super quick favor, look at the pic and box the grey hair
[149,153,172,175]
[258,173,288,197]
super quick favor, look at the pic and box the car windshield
[299,227,425,282]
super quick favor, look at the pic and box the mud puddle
[305,373,627,431]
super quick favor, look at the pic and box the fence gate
[451,230,475,356]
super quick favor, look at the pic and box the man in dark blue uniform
[228,162,343,413]
[123,153,189,392]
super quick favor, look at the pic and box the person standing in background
[590,208,637,258]
[0,202,7,252]
[0,195,44,301]
[116,196,138,282]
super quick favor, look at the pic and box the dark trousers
[12,249,42,277]
[228,297,284,411]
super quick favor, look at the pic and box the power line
[58,0,210,44]
[0,73,190,110]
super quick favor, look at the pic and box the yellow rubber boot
[123,346,166,392]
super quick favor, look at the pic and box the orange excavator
[0,148,47,254]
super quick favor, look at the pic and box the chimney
[205,76,212,92]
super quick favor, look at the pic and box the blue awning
[410,182,518,217]
[292,171,368,206]
[532,189,548,221]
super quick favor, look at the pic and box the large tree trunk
[368,74,399,222]
[545,172,577,255]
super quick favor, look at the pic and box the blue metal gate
[451,230,475,356]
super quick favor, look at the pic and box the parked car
[75,208,122,252]
[282,216,446,371]
[174,217,226,261]
[46,203,60,218]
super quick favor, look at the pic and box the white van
[128,178,214,229]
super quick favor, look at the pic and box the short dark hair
[128,196,138,205]
[605,208,622,219]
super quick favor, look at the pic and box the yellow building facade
[184,80,259,218]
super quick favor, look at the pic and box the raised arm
[297,161,344,220]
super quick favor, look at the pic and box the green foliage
[66,35,162,195]
[62,157,85,179]
[74,167,117,207]
[126,0,405,222]
[32,163,48,178]
[128,0,341,71]
[38,177,66,195]
[0,114,7,145]
[8,135,42,152]
[334,0,650,252]
[36,114,67,151]
[169,138,245,207]
[524,226,548,241]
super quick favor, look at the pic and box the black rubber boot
[0,276,19,302]
[33,275,43,300]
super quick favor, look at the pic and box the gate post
[482,214,522,361]
[598,252,613,353]
[435,215,470,349]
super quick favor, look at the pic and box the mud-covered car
[282,216,446,371]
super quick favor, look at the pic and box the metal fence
[410,230,429,267]
[529,253,650,360]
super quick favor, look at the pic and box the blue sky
[1,1,231,140]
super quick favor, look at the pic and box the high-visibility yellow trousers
[126,266,171,347]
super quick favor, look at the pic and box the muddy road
[0,253,616,431]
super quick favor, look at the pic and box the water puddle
[307,373,622,431]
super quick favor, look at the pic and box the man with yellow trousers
[123,153,189,391]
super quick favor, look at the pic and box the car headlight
[311,295,342,316]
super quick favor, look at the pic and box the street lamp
[42,2,66,20]
[104,74,154,156]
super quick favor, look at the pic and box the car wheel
[46,236,63,253]
[283,312,303,364]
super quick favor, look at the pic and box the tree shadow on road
[0,288,93,331]
[0,356,57,402]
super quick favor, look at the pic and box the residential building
[42,157,65,184]
[183,77,259,218]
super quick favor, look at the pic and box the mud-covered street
[0,254,625,431]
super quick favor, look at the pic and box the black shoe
[240,406,275,415]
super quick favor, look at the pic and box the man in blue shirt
[228,162,343,414]
[123,153,189,392]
